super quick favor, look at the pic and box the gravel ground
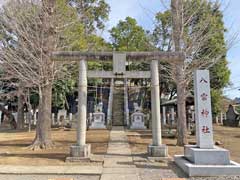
[188,176,240,180]
[0,174,239,180]
[137,161,240,180]
[0,175,100,180]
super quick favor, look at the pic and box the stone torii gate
[52,51,184,161]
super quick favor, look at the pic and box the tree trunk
[25,88,33,132]
[17,86,25,129]
[176,65,188,145]
[171,0,188,146]
[29,84,53,150]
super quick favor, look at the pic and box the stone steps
[112,87,124,126]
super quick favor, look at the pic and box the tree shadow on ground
[0,128,34,133]
[168,161,188,178]
[0,153,67,161]
[0,143,30,147]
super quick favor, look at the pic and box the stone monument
[174,70,240,176]
[89,111,106,129]
[130,111,146,129]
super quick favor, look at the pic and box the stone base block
[174,155,240,177]
[66,156,91,162]
[130,124,146,130]
[148,144,168,157]
[184,145,230,165]
[89,122,106,129]
[66,144,91,162]
[147,156,171,162]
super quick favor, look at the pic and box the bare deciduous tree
[0,0,74,149]
[171,0,188,146]
[169,0,235,146]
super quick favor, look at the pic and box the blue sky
[105,0,240,99]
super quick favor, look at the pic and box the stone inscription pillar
[194,70,214,148]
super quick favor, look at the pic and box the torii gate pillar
[148,60,168,157]
[66,59,91,161]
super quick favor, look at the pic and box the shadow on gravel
[0,153,67,161]
[169,161,188,178]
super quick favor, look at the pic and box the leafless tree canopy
[0,0,79,149]
[0,0,72,89]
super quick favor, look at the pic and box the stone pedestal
[174,145,240,176]
[89,112,106,129]
[184,145,230,165]
[130,112,146,129]
[148,144,168,157]
[66,144,91,162]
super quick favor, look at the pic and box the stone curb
[0,165,103,175]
